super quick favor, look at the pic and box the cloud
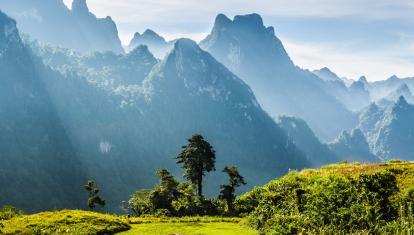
[282,38,414,81]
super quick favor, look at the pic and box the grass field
[120,218,257,235]
[0,210,130,234]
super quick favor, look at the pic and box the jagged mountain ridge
[358,97,414,160]
[200,13,357,141]
[0,0,123,53]
[16,24,312,212]
[127,29,173,59]
[328,129,379,162]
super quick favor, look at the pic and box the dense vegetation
[3,162,414,234]
[126,134,245,217]
[237,161,414,234]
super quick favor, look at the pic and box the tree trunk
[197,174,203,197]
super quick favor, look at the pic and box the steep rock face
[142,39,309,187]
[0,11,86,212]
[200,14,357,141]
[358,97,414,160]
[25,37,311,212]
[277,116,339,166]
[0,0,123,53]
[328,129,379,162]
[127,29,173,58]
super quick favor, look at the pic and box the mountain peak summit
[173,38,199,51]
[214,13,231,27]
[72,0,89,14]
[233,13,264,28]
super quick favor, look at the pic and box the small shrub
[0,206,23,220]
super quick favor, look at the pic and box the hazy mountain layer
[0,0,123,53]
[127,29,173,59]
[200,14,357,141]
[358,97,414,160]
[0,10,86,212]
[16,24,312,211]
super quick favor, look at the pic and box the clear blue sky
[63,0,414,81]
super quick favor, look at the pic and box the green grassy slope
[120,217,257,235]
[0,210,130,235]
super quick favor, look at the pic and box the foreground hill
[238,161,414,234]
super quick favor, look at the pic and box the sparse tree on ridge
[219,166,246,213]
[84,179,105,210]
[176,134,216,197]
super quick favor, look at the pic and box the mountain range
[0,0,413,213]
[0,0,123,53]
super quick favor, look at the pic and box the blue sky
[63,0,414,81]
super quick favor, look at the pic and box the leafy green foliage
[84,179,106,210]
[127,169,221,216]
[237,162,414,234]
[177,134,216,197]
[0,206,23,220]
[219,166,246,213]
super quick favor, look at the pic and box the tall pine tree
[176,134,216,197]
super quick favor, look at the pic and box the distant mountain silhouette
[201,13,357,141]
[0,0,123,53]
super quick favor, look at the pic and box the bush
[0,206,23,220]
[243,170,402,233]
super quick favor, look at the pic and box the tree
[84,179,105,210]
[219,166,246,213]
[176,134,216,197]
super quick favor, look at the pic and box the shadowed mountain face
[277,116,339,166]
[0,0,123,53]
[200,14,357,141]
[16,31,311,212]
[0,10,86,212]
[358,97,414,161]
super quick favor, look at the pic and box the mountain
[345,78,371,111]
[379,83,414,106]
[31,42,158,85]
[358,97,414,160]
[141,38,309,187]
[369,75,414,102]
[0,10,86,212]
[313,67,343,83]
[22,36,311,212]
[277,116,339,166]
[313,69,371,111]
[200,13,357,141]
[328,129,379,162]
[127,29,172,59]
[0,0,123,53]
